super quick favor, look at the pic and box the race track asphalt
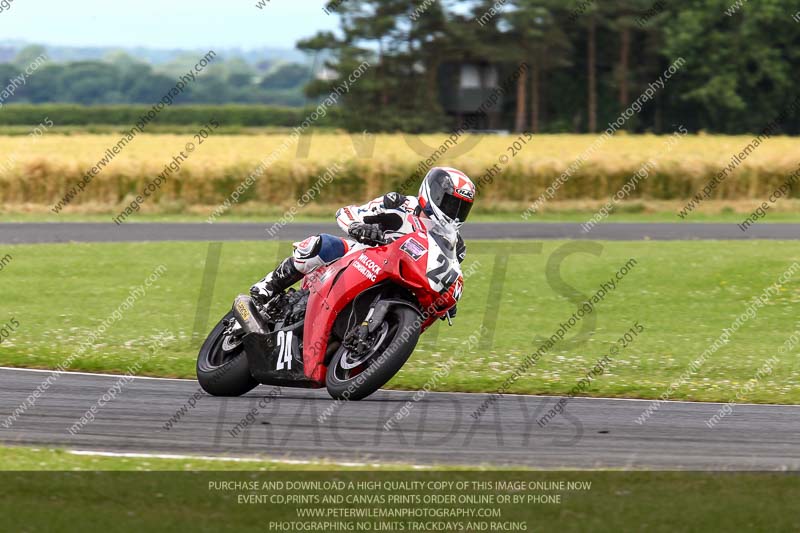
[2,222,798,469]
[0,222,799,244]
[2,368,798,469]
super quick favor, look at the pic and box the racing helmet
[418,167,476,229]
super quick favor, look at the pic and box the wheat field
[1,132,798,209]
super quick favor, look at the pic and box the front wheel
[326,305,420,401]
[197,312,258,397]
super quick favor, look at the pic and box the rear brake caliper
[222,318,237,336]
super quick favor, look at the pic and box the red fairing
[300,215,459,384]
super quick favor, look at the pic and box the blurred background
[0,0,798,221]
[0,0,797,133]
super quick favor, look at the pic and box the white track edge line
[66,449,431,469]
[2,366,798,408]
[0,366,192,382]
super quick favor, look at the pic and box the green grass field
[1,240,799,403]
[0,446,426,471]
[0,446,797,532]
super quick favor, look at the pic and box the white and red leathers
[251,167,474,302]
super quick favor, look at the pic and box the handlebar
[364,233,394,246]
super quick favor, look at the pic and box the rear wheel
[197,312,258,397]
[325,305,419,401]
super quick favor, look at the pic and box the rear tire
[197,312,258,397]
[326,305,419,401]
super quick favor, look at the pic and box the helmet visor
[438,194,473,223]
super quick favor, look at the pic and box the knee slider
[293,235,322,259]
[292,234,346,274]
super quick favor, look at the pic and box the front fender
[367,298,422,333]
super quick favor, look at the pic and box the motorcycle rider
[250,167,476,311]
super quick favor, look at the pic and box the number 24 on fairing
[276,330,293,370]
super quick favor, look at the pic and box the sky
[0,0,339,49]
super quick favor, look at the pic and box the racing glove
[348,222,385,244]
[456,234,466,263]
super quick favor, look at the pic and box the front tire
[326,305,420,401]
[197,312,258,397]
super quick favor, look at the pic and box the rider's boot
[250,257,303,303]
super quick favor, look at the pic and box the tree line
[0,45,312,108]
[299,0,800,134]
[2,1,797,135]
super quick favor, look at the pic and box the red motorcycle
[197,214,463,400]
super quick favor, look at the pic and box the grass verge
[0,446,797,533]
[0,240,798,403]
[0,445,432,471]
[3,199,800,223]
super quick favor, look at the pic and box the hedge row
[0,105,341,127]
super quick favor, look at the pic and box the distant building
[439,62,503,130]
[315,65,339,82]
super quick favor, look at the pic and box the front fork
[346,296,427,351]
[343,293,383,354]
